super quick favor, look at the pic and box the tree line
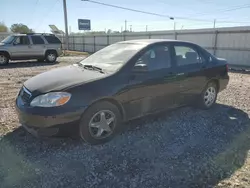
[0,22,34,33]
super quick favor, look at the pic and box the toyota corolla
[16,39,229,145]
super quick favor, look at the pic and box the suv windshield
[1,36,15,44]
[79,43,145,72]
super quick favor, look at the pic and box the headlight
[30,92,71,107]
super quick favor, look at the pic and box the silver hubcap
[0,55,7,64]
[88,110,116,139]
[204,86,216,107]
[48,54,56,62]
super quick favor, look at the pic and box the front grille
[20,87,32,104]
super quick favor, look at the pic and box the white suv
[0,33,63,65]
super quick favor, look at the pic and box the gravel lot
[0,57,250,188]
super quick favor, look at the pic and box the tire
[45,51,57,63]
[0,53,9,65]
[79,101,122,145]
[198,81,218,109]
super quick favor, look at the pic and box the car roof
[117,39,192,45]
[10,33,56,37]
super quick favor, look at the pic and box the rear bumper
[219,75,229,92]
[16,97,86,137]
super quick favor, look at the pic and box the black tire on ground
[0,53,9,65]
[45,51,57,63]
[79,101,122,145]
[198,81,218,109]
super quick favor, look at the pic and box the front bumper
[16,96,86,137]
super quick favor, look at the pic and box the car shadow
[0,60,59,69]
[0,103,249,187]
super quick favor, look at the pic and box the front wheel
[79,101,122,145]
[45,51,57,63]
[198,82,218,109]
[0,53,9,65]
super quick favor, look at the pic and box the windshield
[1,36,15,44]
[79,43,145,72]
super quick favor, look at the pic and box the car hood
[24,64,107,93]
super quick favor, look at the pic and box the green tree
[107,29,112,34]
[10,23,34,33]
[0,22,8,32]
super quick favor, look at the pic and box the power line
[82,0,250,24]
[190,3,250,17]
[82,0,174,19]
[34,0,60,31]
[29,0,40,26]
[82,0,213,22]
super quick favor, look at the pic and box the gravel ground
[0,57,250,188]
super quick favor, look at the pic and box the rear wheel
[0,53,9,65]
[45,51,57,63]
[198,82,218,109]
[79,101,122,145]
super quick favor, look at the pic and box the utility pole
[213,19,216,29]
[146,25,148,32]
[125,20,127,32]
[63,0,69,50]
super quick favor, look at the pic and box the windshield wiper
[82,64,105,73]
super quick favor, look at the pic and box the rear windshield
[44,36,61,44]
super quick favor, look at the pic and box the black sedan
[16,39,229,145]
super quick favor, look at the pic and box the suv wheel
[45,51,57,63]
[79,101,122,145]
[0,53,9,65]
[198,82,218,109]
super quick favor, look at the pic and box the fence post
[213,30,218,56]
[94,36,96,52]
[82,35,85,52]
[107,34,110,45]
[175,32,177,40]
[73,35,75,51]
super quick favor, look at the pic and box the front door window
[135,45,171,71]
[14,36,30,45]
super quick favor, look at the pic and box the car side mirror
[209,56,213,62]
[133,63,148,73]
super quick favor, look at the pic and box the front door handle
[177,73,184,76]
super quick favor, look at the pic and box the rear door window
[31,36,45,44]
[44,36,61,44]
[174,45,203,66]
